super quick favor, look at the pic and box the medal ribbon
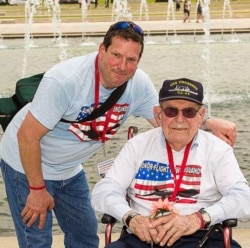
[91,55,113,143]
[166,140,192,202]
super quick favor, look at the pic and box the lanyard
[94,55,100,109]
[91,55,113,144]
[166,140,192,202]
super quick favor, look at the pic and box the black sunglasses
[162,107,200,119]
[111,21,144,37]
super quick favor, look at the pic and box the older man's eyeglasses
[111,21,144,37]
[162,107,200,118]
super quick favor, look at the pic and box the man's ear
[154,106,162,126]
[198,107,206,128]
[98,43,105,55]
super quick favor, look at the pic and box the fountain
[139,0,149,21]
[0,35,7,49]
[1,33,250,237]
[201,0,212,117]
[165,0,180,43]
[79,0,97,46]
[139,0,155,45]
[222,0,233,20]
[221,0,240,42]
[222,0,232,39]
[111,0,132,22]
[111,0,155,44]
[22,0,67,78]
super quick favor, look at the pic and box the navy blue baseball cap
[159,78,204,105]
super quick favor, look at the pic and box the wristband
[125,212,140,228]
[29,185,46,190]
[194,211,205,230]
[199,208,211,228]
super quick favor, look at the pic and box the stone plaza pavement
[0,18,250,37]
[1,229,250,247]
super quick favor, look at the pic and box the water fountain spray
[79,0,96,46]
[22,0,40,78]
[0,35,7,49]
[222,0,240,42]
[111,0,132,22]
[22,0,66,78]
[139,0,155,44]
[165,0,179,43]
[139,0,149,21]
[222,0,233,39]
[201,0,211,118]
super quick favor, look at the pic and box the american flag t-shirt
[134,160,201,203]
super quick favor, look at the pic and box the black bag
[0,73,44,132]
[0,97,19,132]
[0,73,127,132]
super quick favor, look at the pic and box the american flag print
[134,160,201,203]
[68,103,129,141]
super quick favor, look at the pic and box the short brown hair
[102,21,144,58]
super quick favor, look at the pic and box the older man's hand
[148,213,201,247]
[129,215,156,244]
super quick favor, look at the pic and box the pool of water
[0,33,250,235]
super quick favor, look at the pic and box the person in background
[196,0,204,22]
[183,0,191,22]
[79,0,90,9]
[78,0,82,8]
[0,21,236,248]
[94,0,98,8]
[92,78,250,248]
[175,0,181,12]
[105,0,112,8]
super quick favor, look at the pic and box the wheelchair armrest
[222,219,237,228]
[101,213,117,224]
[195,219,238,248]
[101,214,118,245]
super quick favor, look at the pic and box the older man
[92,78,250,248]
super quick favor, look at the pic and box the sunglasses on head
[111,21,144,37]
[162,107,200,118]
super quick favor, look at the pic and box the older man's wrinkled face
[154,100,205,149]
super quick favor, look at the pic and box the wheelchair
[101,126,238,248]
[101,214,237,248]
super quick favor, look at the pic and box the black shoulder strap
[61,81,128,123]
